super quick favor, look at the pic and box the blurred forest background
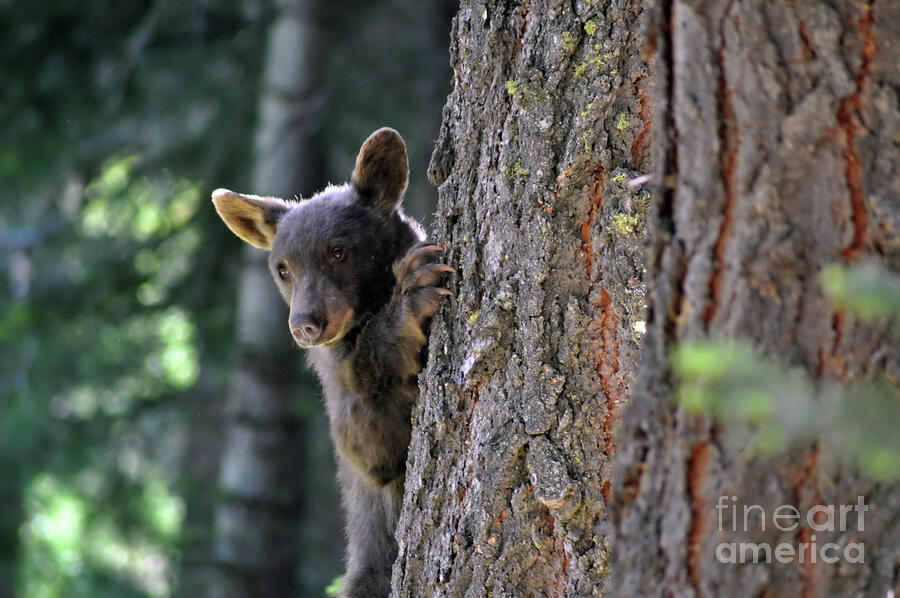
[0,1,454,596]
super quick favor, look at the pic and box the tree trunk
[610,1,900,597]
[393,1,649,595]
[210,0,334,595]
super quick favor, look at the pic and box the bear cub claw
[393,242,454,323]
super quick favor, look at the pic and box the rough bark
[210,0,333,595]
[394,1,649,595]
[610,1,900,597]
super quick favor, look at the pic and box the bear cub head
[212,128,424,348]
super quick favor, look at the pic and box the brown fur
[351,127,410,212]
[212,128,450,598]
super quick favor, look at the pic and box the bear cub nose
[291,314,324,345]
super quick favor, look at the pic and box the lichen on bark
[393,1,650,595]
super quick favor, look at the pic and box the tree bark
[610,1,900,597]
[394,1,649,595]
[210,0,334,595]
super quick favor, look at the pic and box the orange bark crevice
[797,20,814,63]
[600,479,611,504]
[535,505,569,597]
[705,19,739,327]
[817,312,847,379]
[792,445,824,598]
[579,166,605,279]
[686,440,712,597]
[837,2,875,259]
[591,288,624,456]
[631,75,652,167]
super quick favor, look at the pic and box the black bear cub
[212,128,451,597]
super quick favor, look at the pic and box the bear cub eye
[331,247,346,262]
[276,263,289,280]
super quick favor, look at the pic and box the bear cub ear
[351,127,409,214]
[211,188,291,250]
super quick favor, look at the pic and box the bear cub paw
[393,242,454,324]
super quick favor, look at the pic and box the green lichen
[581,131,592,152]
[562,31,577,53]
[574,62,588,78]
[580,102,594,117]
[584,20,598,35]
[505,79,519,95]
[611,172,627,184]
[502,159,530,180]
[468,310,481,324]
[616,113,630,132]
[611,212,641,235]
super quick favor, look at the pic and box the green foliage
[2,155,210,597]
[324,575,344,597]
[20,471,183,598]
[821,261,900,322]
[673,340,900,479]
[672,341,795,453]
[1,1,449,596]
[838,382,900,479]
[0,2,265,596]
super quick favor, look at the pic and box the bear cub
[212,128,451,598]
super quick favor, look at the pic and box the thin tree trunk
[210,0,331,595]
[174,360,226,598]
[394,1,649,595]
[0,423,25,598]
[610,1,900,596]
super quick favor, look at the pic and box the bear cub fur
[212,128,451,597]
